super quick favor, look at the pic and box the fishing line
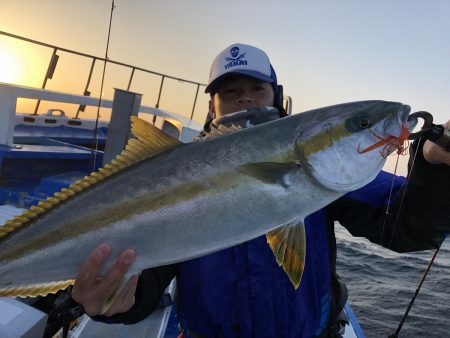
[385,137,421,249]
[378,150,402,246]
[384,136,443,337]
[89,0,116,171]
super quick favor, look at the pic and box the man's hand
[71,243,139,317]
[423,120,450,166]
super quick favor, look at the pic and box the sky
[0,0,449,173]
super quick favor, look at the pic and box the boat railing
[0,82,202,147]
[0,30,207,122]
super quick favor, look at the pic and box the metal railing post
[127,67,136,91]
[190,83,200,120]
[102,89,142,165]
[34,48,59,114]
[0,85,18,146]
[154,75,165,124]
[76,58,97,118]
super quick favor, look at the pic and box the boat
[0,31,365,338]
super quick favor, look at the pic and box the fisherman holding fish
[24,43,449,336]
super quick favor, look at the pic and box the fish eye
[345,113,373,132]
[358,117,371,129]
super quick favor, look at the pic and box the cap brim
[205,70,274,93]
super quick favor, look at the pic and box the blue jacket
[177,210,331,338]
[175,171,406,338]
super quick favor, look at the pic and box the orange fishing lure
[358,124,411,157]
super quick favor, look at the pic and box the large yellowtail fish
[0,100,416,298]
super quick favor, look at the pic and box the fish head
[296,100,417,192]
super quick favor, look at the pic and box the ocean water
[335,224,450,338]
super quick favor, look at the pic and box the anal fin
[266,220,306,289]
[0,279,75,298]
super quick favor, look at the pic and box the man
[72,43,450,337]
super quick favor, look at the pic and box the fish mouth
[381,104,417,156]
[401,105,417,131]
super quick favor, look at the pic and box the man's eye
[253,85,266,91]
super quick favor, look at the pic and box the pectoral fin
[238,162,301,188]
[266,220,306,289]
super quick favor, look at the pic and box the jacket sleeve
[328,138,450,252]
[92,263,178,324]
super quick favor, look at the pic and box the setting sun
[0,46,19,83]
[0,37,50,87]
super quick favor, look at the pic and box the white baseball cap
[205,43,278,94]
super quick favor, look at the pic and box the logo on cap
[224,46,247,70]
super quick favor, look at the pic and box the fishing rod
[407,111,450,150]
[386,111,449,337]
[388,244,442,338]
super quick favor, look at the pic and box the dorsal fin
[130,115,181,153]
[199,123,242,140]
[0,116,182,241]
[266,220,306,289]
[0,279,75,298]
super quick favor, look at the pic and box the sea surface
[335,224,450,338]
